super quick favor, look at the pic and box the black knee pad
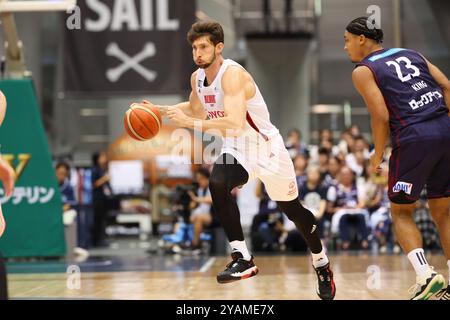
[210,155,249,194]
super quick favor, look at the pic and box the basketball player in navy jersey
[345,17,450,300]
[0,90,15,300]
[143,21,336,300]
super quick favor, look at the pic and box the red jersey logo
[204,95,216,104]
[207,110,225,119]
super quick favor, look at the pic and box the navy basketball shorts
[388,117,450,204]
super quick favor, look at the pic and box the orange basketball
[124,103,162,141]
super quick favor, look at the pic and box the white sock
[407,248,429,277]
[312,248,329,268]
[230,240,251,261]
[447,260,450,285]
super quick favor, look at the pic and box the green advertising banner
[0,79,66,257]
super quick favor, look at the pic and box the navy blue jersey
[357,48,448,144]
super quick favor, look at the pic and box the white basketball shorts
[220,131,298,202]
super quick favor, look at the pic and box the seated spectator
[299,166,327,221]
[56,162,77,214]
[349,124,361,138]
[323,156,342,189]
[317,147,330,180]
[346,136,370,166]
[364,164,393,252]
[337,130,355,156]
[56,162,89,260]
[349,150,368,177]
[414,189,441,250]
[186,167,214,253]
[285,128,309,159]
[251,180,284,252]
[91,151,112,248]
[327,166,370,250]
[319,129,333,144]
[293,154,308,187]
[308,138,339,166]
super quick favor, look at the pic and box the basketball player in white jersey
[144,21,335,300]
[0,90,15,299]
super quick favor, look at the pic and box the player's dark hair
[346,16,383,43]
[187,21,224,46]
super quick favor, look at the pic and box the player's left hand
[167,107,189,127]
[370,152,383,174]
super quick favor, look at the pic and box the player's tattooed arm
[424,58,450,116]
[352,66,389,171]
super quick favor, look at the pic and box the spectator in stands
[337,130,355,156]
[345,136,370,175]
[300,166,328,218]
[311,139,341,165]
[349,150,367,177]
[349,124,361,138]
[364,164,392,252]
[323,156,342,189]
[285,128,308,159]
[293,154,308,187]
[414,189,441,250]
[91,151,112,247]
[56,162,77,212]
[186,167,214,253]
[327,166,370,250]
[317,147,330,180]
[319,129,334,145]
[56,161,89,260]
[251,180,284,252]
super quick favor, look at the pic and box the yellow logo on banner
[2,154,31,181]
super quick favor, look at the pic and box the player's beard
[196,53,216,69]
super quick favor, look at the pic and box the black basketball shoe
[314,263,336,300]
[216,252,259,284]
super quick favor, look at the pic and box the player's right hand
[0,157,15,197]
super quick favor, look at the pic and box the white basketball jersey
[195,60,298,202]
[195,59,279,144]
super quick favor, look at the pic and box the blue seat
[162,222,212,244]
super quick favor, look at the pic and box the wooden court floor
[7,254,448,300]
